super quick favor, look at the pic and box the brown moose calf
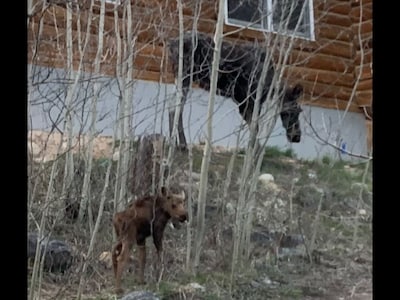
[112,186,188,293]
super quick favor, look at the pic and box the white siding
[28,66,367,160]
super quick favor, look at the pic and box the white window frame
[224,0,315,41]
[104,0,120,4]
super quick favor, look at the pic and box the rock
[120,291,160,300]
[99,251,113,269]
[42,240,73,273]
[258,173,274,187]
[225,202,235,215]
[181,282,206,293]
[27,233,73,273]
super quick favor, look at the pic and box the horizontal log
[28,49,175,83]
[297,80,355,101]
[354,49,372,65]
[351,0,373,8]
[315,24,352,42]
[352,19,372,35]
[318,11,353,28]
[354,64,372,80]
[354,78,372,91]
[284,66,355,88]
[352,34,372,51]
[315,1,351,15]
[350,5,373,22]
[307,39,353,59]
[285,50,353,73]
[301,96,361,113]
[29,38,167,76]
[356,90,372,107]
[28,23,167,63]
[182,0,218,20]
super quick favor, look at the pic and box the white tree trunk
[78,0,106,224]
[113,0,135,215]
[193,0,225,271]
[61,0,94,221]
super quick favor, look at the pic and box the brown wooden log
[354,64,372,80]
[285,50,353,73]
[350,5,373,22]
[356,90,372,107]
[351,19,372,35]
[351,0,373,8]
[315,1,350,15]
[28,48,175,84]
[297,80,355,101]
[354,49,372,65]
[317,11,352,28]
[355,78,372,91]
[284,66,355,88]
[300,96,361,113]
[315,24,352,42]
[352,34,372,51]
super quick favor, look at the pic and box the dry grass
[28,147,372,300]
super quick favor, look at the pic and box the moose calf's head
[281,84,303,143]
[160,186,188,223]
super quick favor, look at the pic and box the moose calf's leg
[137,245,146,284]
[112,241,123,277]
[115,241,133,293]
[153,233,164,281]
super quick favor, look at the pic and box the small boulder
[120,291,160,300]
[27,233,73,273]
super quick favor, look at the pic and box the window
[225,0,315,40]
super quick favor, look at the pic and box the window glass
[272,0,310,36]
[226,0,314,40]
[227,0,263,28]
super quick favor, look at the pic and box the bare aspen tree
[193,0,225,271]
[184,0,203,273]
[29,134,68,300]
[77,0,106,225]
[230,1,308,280]
[60,0,94,222]
[76,131,116,300]
[164,0,185,188]
[113,0,136,215]
[112,4,126,216]
[118,0,135,210]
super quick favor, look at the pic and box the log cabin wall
[27,0,373,153]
